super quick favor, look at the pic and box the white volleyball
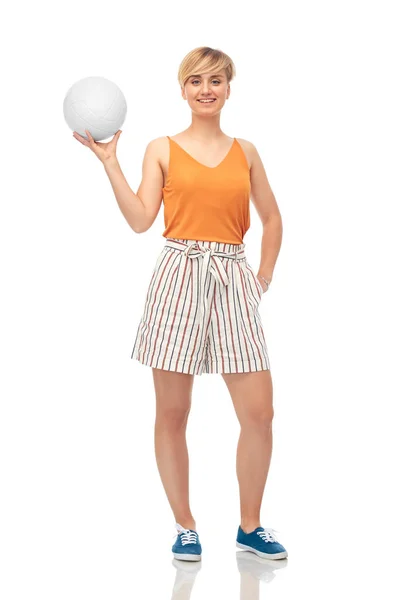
[63,76,127,141]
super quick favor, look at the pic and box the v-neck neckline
[167,136,236,170]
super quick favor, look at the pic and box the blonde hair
[178,46,236,89]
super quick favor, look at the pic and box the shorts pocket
[244,261,264,303]
[254,275,264,300]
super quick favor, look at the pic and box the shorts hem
[131,354,204,376]
[201,360,270,375]
[131,355,270,376]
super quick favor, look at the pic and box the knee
[156,405,191,430]
[242,407,274,429]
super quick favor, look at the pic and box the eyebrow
[190,74,224,78]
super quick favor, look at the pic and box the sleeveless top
[162,136,251,245]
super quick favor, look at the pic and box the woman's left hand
[257,276,268,293]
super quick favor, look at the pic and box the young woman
[73,46,287,562]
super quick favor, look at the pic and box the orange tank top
[162,136,251,245]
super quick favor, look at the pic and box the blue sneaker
[172,523,202,561]
[236,526,288,560]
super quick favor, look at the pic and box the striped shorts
[130,237,270,376]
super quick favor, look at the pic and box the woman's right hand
[73,129,122,164]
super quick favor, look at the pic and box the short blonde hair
[178,46,236,89]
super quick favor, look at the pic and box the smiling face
[181,68,230,113]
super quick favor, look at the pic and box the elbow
[132,221,150,234]
[264,212,282,229]
[132,224,147,234]
[132,197,152,233]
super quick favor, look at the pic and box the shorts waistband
[164,237,246,260]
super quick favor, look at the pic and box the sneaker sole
[173,552,202,561]
[236,541,288,560]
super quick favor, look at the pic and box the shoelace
[173,523,198,546]
[256,527,281,543]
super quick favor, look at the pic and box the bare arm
[103,159,146,232]
[247,140,283,290]
[103,139,163,233]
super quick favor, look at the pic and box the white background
[1,0,416,598]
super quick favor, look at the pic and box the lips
[197,99,216,103]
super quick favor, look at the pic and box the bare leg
[222,370,274,533]
[152,368,197,530]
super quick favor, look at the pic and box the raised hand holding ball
[73,129,122,164]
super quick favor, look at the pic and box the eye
[191,79,221,85]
